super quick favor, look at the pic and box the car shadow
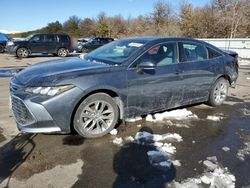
[112,127,176,188]
[0,133,36,187]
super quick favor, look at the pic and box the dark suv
[0,33,11,53]
[6,33,71,58]
[75,37,114,53]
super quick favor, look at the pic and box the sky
[0,0,210,33]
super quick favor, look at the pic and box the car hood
[13,57,111,86]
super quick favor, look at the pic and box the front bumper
[5,45,17,54]
[10,84,84,134]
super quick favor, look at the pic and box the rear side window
[207,47,223,59]
[58,35,70,42]
[45,35,56,42]
[180,43,208,62]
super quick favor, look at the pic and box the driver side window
[30,35,43,42]
[134,43,177,67]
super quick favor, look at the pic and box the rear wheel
[208,77,229,106]
[73,93,119,138]
[57,48,68,57]
[0,45,4,53]
[16,47,29,58]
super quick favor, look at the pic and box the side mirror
[137,61,156,70]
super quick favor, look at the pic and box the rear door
[44,34,57,53]
[177,42,217,103]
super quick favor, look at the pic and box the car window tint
[31,35,43,42]
[135,43,177,67]
[59,35,69,42]
[182,43,208,62]
[207,47,222,59]
[45,35,55,42]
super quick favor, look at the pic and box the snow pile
[134,131,183,168]
[172,160,181,167]
[112,137,123,145]
[146,108,198,122]
[112,131,183,168]
[125,116,142,123]
[134,131,183,143]
[173,157,236,188]
[206,115,223,121]
[109,129,118,135]
[147,150,172,168]
[222,146,231,152]
[237,142,250,161]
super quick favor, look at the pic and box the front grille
[11,96,34,125]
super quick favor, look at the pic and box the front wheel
[208,77,229,106]
[16,47,29,58]
[57,48,68,57]
[73,93,119,138]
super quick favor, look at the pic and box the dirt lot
[0,53,250,188]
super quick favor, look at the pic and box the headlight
[25,85,75,96]
[7,41,14,46]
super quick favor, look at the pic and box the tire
[57,48,68,57]
[73,93,119,138]
[208,77,229,106]
[16,47,29,58]
[0,45,4,53]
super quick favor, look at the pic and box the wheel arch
[16,46,31,55]
[70,88,124,132]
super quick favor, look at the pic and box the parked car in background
[77,38,89,44]
[6,33,71,58]
[10,37,238,138]
[75,37,114,53]
[0,33,11,53]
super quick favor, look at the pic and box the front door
[126,42,184,117]
[29,34,46,53]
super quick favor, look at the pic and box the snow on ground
[134,131,183,143]
[112,137,123,145]
[109,129,118,135]
[146,108,198,122]
[237,142,250,161]
[171,156,236,188]
[112,131,183,168]
[222,146,231,152]
[206,115,223,121]
[125,116,142,122]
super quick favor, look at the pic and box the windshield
[85,39,146,64]
[25,34,34,41]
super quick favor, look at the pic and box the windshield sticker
[128,42,143,47]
